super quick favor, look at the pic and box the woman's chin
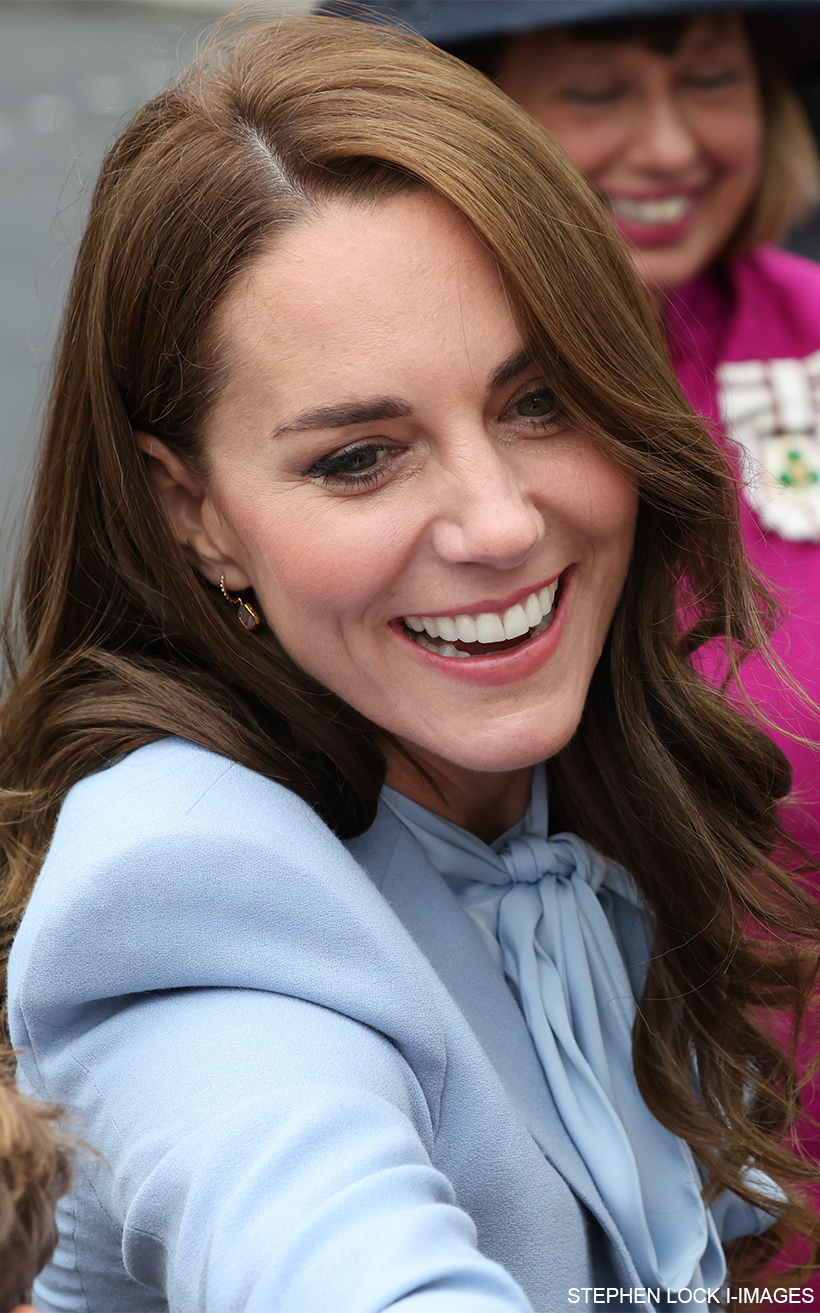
[395,718,582,779]
[628,235,720,299]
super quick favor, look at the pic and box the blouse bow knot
[384,768,775,1294]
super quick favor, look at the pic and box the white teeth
[524,591,542,628]
[414,635,476,659]
[455,614,477,643]
[435,615,458,642]
[435,643,472,659]
[403,580,559,656]
[610,195,691,225]
[531,614,551,638]
[475,612,506,643]
[502,603,529,641]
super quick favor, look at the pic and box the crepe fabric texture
[384,767,775,1293]
[9,740,784,1310]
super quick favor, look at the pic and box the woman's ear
[135,433,251,591]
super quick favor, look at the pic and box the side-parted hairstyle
[1,14,819,1285]
[445,11,820,250]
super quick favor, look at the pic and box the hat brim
[325,1,820,75]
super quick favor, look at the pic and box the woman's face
[496,15,763,296]
[148,192,636,781]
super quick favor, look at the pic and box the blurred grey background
[2,0,820,565]
[0,0,309,567]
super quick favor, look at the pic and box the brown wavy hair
[1,13,819,1289]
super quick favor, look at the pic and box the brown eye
[514,388,558,419]
[341,447,379,473]
[306,440,399,488]
[309,442,385,480]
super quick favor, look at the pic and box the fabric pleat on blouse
[383,766,774,1293]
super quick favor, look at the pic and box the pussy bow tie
[383,772,770,1292]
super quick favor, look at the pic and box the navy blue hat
[322,1,820,74]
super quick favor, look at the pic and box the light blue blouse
[383,766,775,1294]
[10,739,780,1311]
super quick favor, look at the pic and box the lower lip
[392,569,573,687]
[608,200,702,249]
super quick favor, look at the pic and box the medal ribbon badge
[719,349,820,542]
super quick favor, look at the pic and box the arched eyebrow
[270,349,536,439]
[272,397,412,438]
[489,348,535,391]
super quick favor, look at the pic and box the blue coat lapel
[347,803,640,1286]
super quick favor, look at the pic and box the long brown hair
[1,14,819,1286]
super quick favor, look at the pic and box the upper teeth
[404,581,557,644]
[610,195,691,225]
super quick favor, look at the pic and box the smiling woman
[391,0,820,861]
[1,14,820,1313]
[495,11,766,294]
[142,192,637,790]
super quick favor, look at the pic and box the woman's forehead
[206,192,526,428]
[223,197,501,330]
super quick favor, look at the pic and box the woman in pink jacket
[348,0,820,856]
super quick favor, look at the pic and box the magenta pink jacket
[667,247,820,860]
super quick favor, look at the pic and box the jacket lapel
[347,804,640,1285]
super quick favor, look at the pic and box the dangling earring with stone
[219,575,260,631]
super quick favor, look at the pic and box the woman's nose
[632,93,701,174]
[430,449,544,569]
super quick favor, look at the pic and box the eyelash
[688,71,742,91]
[564,70,742,104]
[305,385,565,489]
[307,442,397,489]
[565,87,624,107]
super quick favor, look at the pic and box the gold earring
[219,575,260,631]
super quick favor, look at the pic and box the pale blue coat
[8,737,710,1312]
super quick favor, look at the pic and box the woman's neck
[384,744,533,844]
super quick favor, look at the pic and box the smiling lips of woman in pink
[604,186,706,248]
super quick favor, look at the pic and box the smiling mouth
[606,194,697,227]
[400,578,560,659]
